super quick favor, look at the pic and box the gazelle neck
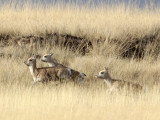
[29,62,37,81]
[104,79,113,87]
[47,58,59,67]
[104,74,113,87]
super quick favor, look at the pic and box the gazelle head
[24,54,36,66]
[95,67,110,79]
[41,53,53,62]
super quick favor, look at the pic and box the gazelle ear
[36,54,41,59]
[32,54,36,59]
[104,67,108,72]
[49,53,53,56]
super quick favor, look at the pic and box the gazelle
[24,54,72,86]
[41,53,86,83]
[95,67,143,92]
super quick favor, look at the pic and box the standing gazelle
[41,53,86,83]
[24,54,72,86]
[95,67,143,92]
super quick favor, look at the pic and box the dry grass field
[0,1,160,120]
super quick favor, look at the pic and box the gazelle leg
[31,81,37,88]
[78,78,84,86]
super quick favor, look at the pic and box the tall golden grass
[1,1,160,58]
[0,1,160,120]
[0,45,160,120]
[0,84,160,120]
[0,1,160,38]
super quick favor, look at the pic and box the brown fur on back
[36,66,70,83]
[111,78,143,91]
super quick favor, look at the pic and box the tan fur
[96,67,143,92]
[41,53,63,67]
[24,54,71,86]
[41,53,86,83]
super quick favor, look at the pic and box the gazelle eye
[29,59,32,61]
[101,72,104,74]
[44,56,47,58]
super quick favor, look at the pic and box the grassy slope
[0,3,160,58]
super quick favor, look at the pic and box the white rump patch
[67,68,72,75]
[36,77,41,82]
[80,73,86,78]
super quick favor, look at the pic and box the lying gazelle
[41,53,86,83]
[95,67,143,92]
[24,54,72,86]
